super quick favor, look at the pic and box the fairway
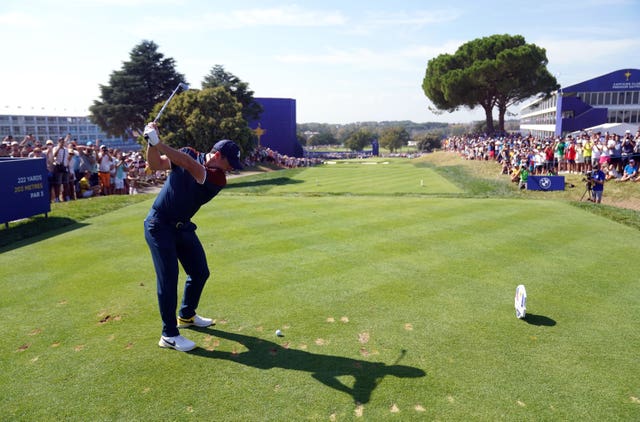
[226,158,463,196]
[1,158,639,421]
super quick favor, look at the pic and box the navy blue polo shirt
[151,147,227,222]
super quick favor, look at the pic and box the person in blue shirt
[619,158,637,182]
[589,163,606,203]
[143,122,243,352]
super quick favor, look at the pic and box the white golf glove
[143,123,160,146]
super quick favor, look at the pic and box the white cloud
[134,5,347,34]
[540,37,640,65]
[203,6,347,28]
[398,41,467,59]
[276,48,378,65]
[363,8,462,27]
[0,11,42,27]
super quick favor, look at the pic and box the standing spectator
[44,139,55,202]
[582,135,593,173]
[609,135,622,173]
[517,163,529,190]
[634,132,640,162]
[127,166,139,195]
[621,131,635,166]
[52,136,71,202]
[592,138,602,168]
[20,133,36,148]
[114,151,128,195]
[28,146,45,159]
[534,149,545,174]
[78,142,98,187]
[566,139,576,173]
[98,145,114,195]
[599,138,610,167]
[575,140,584,174]
[544,141,554,173]
[9,140,21,157]
[67,148,80,200]
[554,138,565,172]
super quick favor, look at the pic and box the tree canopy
[422,34,558,134]
[307,131,339,147]
[151,87,255,154]
[89,40,186,137]
[202,65,263,122]
[344,128,376,151]
[379,126,410,152]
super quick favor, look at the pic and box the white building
[0,105,140,151]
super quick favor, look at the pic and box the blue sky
[1,0,639,123]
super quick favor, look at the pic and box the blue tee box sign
[0,157,50,224]
[527,175,565,191]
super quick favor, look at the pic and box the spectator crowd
[244,145,323,168]
[2,134,164,202]
[443,127,640,187]
[2,136,324,204]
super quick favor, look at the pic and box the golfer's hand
[143,122,160,146]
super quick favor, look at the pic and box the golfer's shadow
[191,329,426,404]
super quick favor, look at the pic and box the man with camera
[587,163,606,203]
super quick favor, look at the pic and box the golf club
[138,82,189,142]
[153,82,190,123]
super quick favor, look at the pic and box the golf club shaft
[153,83,187,123]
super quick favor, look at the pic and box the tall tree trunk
[482,103,495,135]
[498,103,507,133]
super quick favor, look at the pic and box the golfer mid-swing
[143,122,243,352]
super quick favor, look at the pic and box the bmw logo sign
[539,177,552,190]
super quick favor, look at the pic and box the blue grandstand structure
[520,69,640,138]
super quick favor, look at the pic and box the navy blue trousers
[144,212,210,337]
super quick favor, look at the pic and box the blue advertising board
[527,175,565,191]
[250,98,302,157]
[0,157,50,225]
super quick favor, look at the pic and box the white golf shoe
[177,314,214,328]
[158,335,196,352]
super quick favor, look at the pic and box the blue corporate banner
[250,98,302,157]
[527,175,565,191]
[0,157,50,225]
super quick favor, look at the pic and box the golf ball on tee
[275,329,283,337]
